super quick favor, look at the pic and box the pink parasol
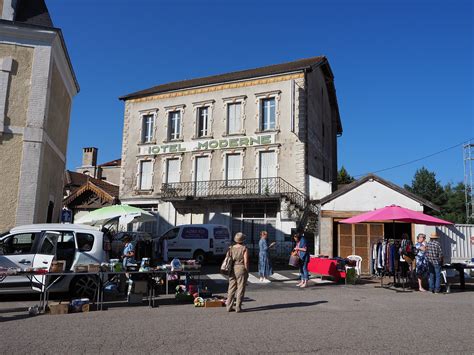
[339,205,452,226]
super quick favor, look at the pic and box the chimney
[82,147,98,167]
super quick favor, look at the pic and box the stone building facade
[0,0,79,231]
[119,57,342,253]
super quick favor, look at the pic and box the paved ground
[0,269,473,354]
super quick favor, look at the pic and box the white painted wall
[322,180,424,212]
[308,175,332,200]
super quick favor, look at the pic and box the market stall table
[308,257,346,282]
[443,263,474,291]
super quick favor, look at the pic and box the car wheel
[193,250,206,264]
[70,276,98,299]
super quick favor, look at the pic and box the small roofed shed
[63,171,120,223]
[315,174,439,274]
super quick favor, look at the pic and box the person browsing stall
[293,232,310,288]
[122,235,136,269]
[426,232,444,294]
[258,231,276,283]
[415,233,428,292]
[226,232,249,313]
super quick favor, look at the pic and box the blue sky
[47,0,473,186]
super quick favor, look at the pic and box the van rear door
[213,227,231,256]
[31,231,60,291]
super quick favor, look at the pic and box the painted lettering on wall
[141,134,275,156]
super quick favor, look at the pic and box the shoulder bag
[220,246,234,275]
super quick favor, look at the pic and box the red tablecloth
[308,257,346,282]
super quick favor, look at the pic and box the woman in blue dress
[415,233,428,292]
[258,231,275,283]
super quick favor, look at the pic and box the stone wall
[0,43,34,128]
[36,142,64,223]
[0,133,23,231]
[45,62,71,153]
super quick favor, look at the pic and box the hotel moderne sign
[138,134,276,156]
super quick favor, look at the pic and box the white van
[0,224,107,297]
[158,224,231,263]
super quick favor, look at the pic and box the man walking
[426,232,444,294]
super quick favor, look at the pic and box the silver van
[0,223,107,297]
[158,224,231,263]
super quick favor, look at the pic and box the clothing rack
[371,236,414,290]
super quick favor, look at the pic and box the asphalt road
[0,271,473,354]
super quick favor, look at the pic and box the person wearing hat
[426,232,444,294]
[226,232,249,313]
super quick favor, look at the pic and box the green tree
[337,166,355,185]
[404,167,447,216]
[440,182,468,224]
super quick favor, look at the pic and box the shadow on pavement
[0,313,31,323]
[245,300,328,312]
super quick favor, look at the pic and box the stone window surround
[254,90,281,133]
[135,157,155,192]
[222,95,247,136]
[164,104,185,142]
[138,108,158,145]
[0,56,13,133]
[221,149,246,182]
[253,145,281,179]
[161,154,183,184]
[192,99,215,139]
[190,151,213,182]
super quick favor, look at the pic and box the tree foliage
[404,167,468,223]
[337,166,355,185]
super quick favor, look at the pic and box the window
[197,107,209,137]
[260,98,276,131]
[181,227,208,239]
[138,160,153,190]
[227,103,241,134]
[162,228,180,240]
[142,114,155,143]
[166,158,180,183]
[1,233,37,255]
[214,227,229,240]
[39,233,59,255]
[76,233,94,252]
[225,153,241,185]
[168,111,181,140]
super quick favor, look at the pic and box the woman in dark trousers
[293,232,309,288]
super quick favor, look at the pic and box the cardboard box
[49,302,69,315]
[204,299,224,308]
[88,264,100,273]
[73,265,88,273]
[50,261,66,273]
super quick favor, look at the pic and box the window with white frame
[141,114,155,143]
[166,158,180,184]
[168,111,181,140]
[260,98,276,131]
[225,153,241,186]
[138,160,153,190]
[227,103,241,134]
[197,106,209,137]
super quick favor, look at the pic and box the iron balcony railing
[161,177,307,209]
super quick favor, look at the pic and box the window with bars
[197,107,209,137]
[227,102,241,134]
[141,114,154,143]
[260,98,276,131]
[138,160,153,190]
[168,111,181,140]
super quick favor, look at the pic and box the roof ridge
[119,56,327,101]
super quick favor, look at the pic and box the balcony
[161,177,307,209]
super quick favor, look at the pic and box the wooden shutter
[338,223,353,259]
